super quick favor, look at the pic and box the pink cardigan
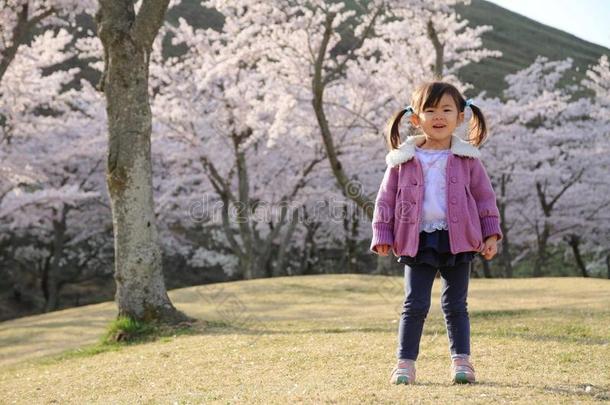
[370,134,503,257]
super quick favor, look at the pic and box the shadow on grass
[23,303,609,367]
[469,308,609,345]
[541,383,610,401]
[180,321,608,353]
[413,380,525,388]
[148,298,609,344]
[470,307,610,319]
[196,303,609,337]
[482,332,608,346]
[24,319,394,360]
[426,380,610,401]
[34,318,202,366]
[470,309,531,318]
[0,320,110,347]
[477,381,610,401]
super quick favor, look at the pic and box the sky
[486,0,610,49]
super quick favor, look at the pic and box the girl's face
[410,93,464,141]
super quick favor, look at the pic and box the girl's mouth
[433,124,446,129]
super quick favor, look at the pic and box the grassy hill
[1,275,608,403]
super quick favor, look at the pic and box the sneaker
[390,359,416,385]
[451,355,475,384]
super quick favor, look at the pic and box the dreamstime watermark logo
[186,180,385,226]
[187,178,410,319]
[344,178,363,199]
[192,283,267,345]
[372,273,405,315]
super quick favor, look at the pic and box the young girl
[370,81,503,385]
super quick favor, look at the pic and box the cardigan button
[450,197,457,204]
[451,216,458,223]
[450,176,457,183]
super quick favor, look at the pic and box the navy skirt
[397,228,476,268]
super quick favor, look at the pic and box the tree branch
[323,5,383,86]
[427,20,444,78]
[311,11,374,219]
[132,0,170,49]
[0,5,56,83]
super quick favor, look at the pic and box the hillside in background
[64,0,610,99]
[456,0,609,98]
[164,0,609,98]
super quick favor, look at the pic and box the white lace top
[414,145,451,233]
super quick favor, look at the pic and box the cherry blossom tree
[1,0,94,209]
[580,55,610,277]
[0,5,112,311]
[0,0,95,81]
[148,14,331,279]
[94,0,193,324]
[482,56,610,277]
[0,71,111,311]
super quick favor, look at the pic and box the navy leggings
[396,261,471,360]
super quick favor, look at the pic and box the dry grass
[0,275,609,404]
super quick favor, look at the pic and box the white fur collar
[385,134,481,167]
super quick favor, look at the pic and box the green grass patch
[35,316,200,365]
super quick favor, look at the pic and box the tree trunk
[533,172,582,277]
[44,210,68,312]
[481,256,492,278]
[341,204,360,274]
[299,211,320,276]
[498,222,513,278]
[95,0,192,324]
[567,234,588,277]
[470,260,480,278]
[374,255,395,275]
[243,255,267,280]
[274,209,300,277]
[310,10,379,220]
[426,20,444,79]
[533,221,550,277]
[498,174,513,277]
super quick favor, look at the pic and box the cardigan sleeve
[370,164,398,253]
[469,158,503,242]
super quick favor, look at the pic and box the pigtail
[466,104,488,147]
[386,109,408,150]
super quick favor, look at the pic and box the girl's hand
[480,236,498,260]
[375,244,392,256]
